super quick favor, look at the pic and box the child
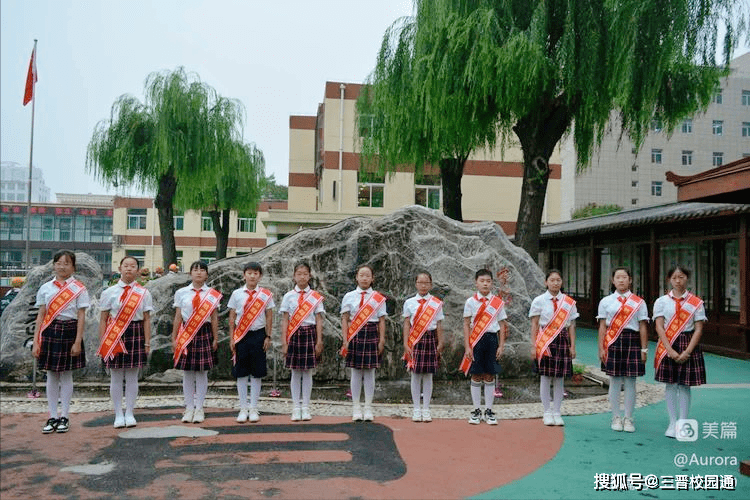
[172,261,221,424]
[340,264,387,422]
[32,250,89,434]
[653,266,707,438]
[402,271,444,422]
[279,262,324,421]
[529,269,578,426]
[227,262,275,423]
[597,267,649,433]
[461,269,507,425]
[98,256,153,428]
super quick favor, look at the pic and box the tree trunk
[155,171,178,270]
[211,210,230,260]
[439,157,466,222]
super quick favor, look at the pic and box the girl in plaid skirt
[653,266,707,438]
[529,269,579,427]
[597,267,649,433]
[32,250,90,434]
[340,265,387,422]
[402,271,444,423]
[172,261,219,424]
[99,256,153,428]
[279,262,325,421]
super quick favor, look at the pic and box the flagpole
[25,39,37,271]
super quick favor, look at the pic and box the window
[127,208,147,230]
[712,120,723,136]
[742,122,750,137]
[57,217,72,241]
[650,149,662,164]
[358,114,376,138]
[560,247,591,299]
[199,251,216,264]
[201,211,213,232]
[173,211,184,231]
[681,118,693,133]
[651,119,662,132]
[714,89,723,104]
[357,171,385,208]
[237,217,256,233]
[125,249,145,267]
[742,90,750,106]
[414,174,441,209]
[651,181,662,196]
[681,150,692,166]
[631,198,638,205]
[631,181,638,188]
[712,152,723,166]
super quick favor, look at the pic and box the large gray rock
[0,253,104,380]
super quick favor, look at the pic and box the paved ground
[1,327,748,499]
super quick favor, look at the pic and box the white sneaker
[352,405,363,422]
[611,415,623,432]
[124,414,137,427]
[553,414,564,426]
[114,413,125,428]
[301,407,312,421]
[363,406,374,422]
[291,407,302,421]
[421,409,432,422]
[181,409,194,423]
[665,422,676,438]
[236,408,249,423]
[248,408,260,423]
[543,412,554,426]
[192,408,205,423]
[468,408,482,425]
[412,408,422,422]
[484,408,498,425]
[623,417,635,433]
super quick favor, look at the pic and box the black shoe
[56,417,70,433]
[42,418,58,434]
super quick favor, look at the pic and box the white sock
[665,383,679,425]
[410,373,421,410]
[678,385,691,420]
[421,374,433,411]
[484,380,495,411]
[195,371,208,409]
[46,371,61,418]
[110,368,125,416]
[552,377,564,414]
[250,377,262,409]
[470,380,482,408]
[301,370,313,407]
[363,368,375,406]
[290,370,302,408]
[237,376,249,409]
[183,371,196,410]
[59,371,74,418]
[124,368,139,416]
[623,377,636,418]
[540,375,552,412]
[350,368,363,405]
[608,376,623,417]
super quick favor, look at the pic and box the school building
[260,81,565,242]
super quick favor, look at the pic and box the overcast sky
[1,0,413,199]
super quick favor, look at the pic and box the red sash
[340,291,386,357]
[460,295,504,375]
[286,290,324,343]
[602,294,644,362]
[654,293,703,369]
[535,294,576,362]
[232,287,273,363]
[37,279,86,344]
[403,296,442,369]
[173,288,222,366]
[97,284,146,361]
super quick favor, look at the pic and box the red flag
[23,46,37,106]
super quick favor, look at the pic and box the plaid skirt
[654,331,706,386]
[285,324,317,370]
[38,319,86,372]
[537,328,573,378]
[601,328,645,377]
[175,323,217,371]
[410,329,439,374]
[345,322,381,369]
[104,321,147,369]
[232,328,268,379]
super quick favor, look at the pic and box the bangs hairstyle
[416,271,432,282]
[611,267,632,279]
[475,268,492,280]
[667,265,691,280]
[293,261,311,273]
[189,260,209,273]
[53,250,76,270]
[243,261,263,274]
[356,264,374,275]
[120,255,140,267]
[545,269,562,280]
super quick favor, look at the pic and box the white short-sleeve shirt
[35,276,90,320]
[463,293,507,333]
[402,293,444,330]
[173,284,216,325]
[528,290,579,328]
[279,286,325,326]
[339,287,387,322]
[597,291,649,330]
[652,291,707,331]
[100,280,154,321]
[227,285,275,330]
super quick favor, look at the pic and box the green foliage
[262,174,289,200]
[571,203,623,219]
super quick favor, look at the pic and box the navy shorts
[469,332,501,376]
[232,328,268,379]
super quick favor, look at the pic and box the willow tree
[176,141,265,260]
[87,68,249,268]
[362,0,746,258]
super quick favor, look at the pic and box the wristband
[641,348,648,353]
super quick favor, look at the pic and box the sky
[1,0,413,199]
